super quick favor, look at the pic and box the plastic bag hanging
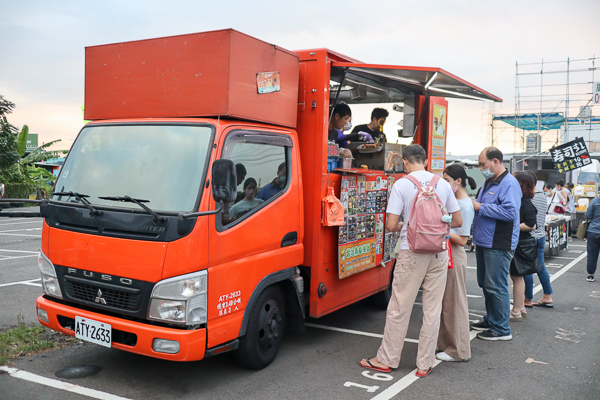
[322,186,344,226]
[447,239,454,269]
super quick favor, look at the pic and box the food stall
[572,183,598,230]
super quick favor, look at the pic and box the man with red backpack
[360,144,462,377]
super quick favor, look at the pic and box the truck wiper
[98,195,167,224]
[53,191,102,217]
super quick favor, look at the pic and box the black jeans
[586,231,600,275]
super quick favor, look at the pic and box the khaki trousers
[437,244,471,360]
[376,249,448,370]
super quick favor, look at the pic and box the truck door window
[219,131,292,227]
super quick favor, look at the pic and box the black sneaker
[476,330,512,341]
[587,275,595,282]
[470,321,489,331]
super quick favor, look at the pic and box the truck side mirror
[211,159,237,203]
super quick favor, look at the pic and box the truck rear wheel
[235,285,285,369]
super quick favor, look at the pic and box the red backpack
[404,174,450,253]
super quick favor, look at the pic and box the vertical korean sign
[428,97,448,175]
[338,173,399,279]
[550,137,591,173]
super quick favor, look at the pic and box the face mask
[451,182,459,193]
[343,121,352,132]
[278,176,286,185]
[481,162,496,179]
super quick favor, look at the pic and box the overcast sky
[2,0,599,155]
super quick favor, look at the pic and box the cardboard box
[85,29,300,127]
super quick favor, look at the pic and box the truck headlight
[38,251,63,299]
[148,271,207,325]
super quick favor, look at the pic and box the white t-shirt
[387,170,460,251]
[451,197,474,237]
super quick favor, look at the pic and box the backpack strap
[547,193,555,213]
[404,173,440,190]
[429,174,441,188]
[404,174,423,189]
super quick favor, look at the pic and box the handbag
[576,220,589,239]
[553,205,566,214]
[510,236,542,277]
[547,193,566,214]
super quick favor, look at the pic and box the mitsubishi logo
[95,289,107,305]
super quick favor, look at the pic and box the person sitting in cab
[328,102,373,148]
[229,178,264,219]
[234,163,247,203]
[256,162,286,201]
[351,107,389,142]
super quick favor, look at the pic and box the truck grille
[64,279,139,311]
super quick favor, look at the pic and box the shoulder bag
[510,236,542,277]
[547,193,566,214]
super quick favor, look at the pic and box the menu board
[428,97,449,175]
[551,137,591,173]
[338,173,400,279]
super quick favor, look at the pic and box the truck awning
[330,63,502,103]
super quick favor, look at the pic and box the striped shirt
[531,191,547,239]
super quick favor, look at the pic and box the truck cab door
[206,128,304,347]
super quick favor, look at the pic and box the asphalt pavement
[1,210,599,400]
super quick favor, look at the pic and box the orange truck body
[35,29,500,365]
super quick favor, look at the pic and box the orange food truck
[1,29,500,369]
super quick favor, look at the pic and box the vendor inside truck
[351,107,390,142]
[328,102,374,148]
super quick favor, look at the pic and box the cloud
[2,0,599,153]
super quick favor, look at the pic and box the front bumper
[36,295,206,361]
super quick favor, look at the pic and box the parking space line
[0,254,38,261]
[20,281,42,287]
[0,366,132,400]
[0,228,42,233]
[568,244,586,247]
[0,220,42,226]
[0,249,40,254]
[0,278,41,288]
[549,256,577,260]
[305,323,419,344]
[0,233,42,237]
[370,330,478,399]
[415,302,486,315]
[368,254,588,399]
[466,266,476,270]
[420,288,481,299]
[537,252,587,290]
[369,360,442,400]
[0,218,42,223]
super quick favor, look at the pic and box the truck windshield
[52,124,213,212]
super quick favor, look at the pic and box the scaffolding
[490,56,599,153]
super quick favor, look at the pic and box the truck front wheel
[235,285,285,369]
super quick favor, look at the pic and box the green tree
[0,95,21,170]
[0,95,68,195]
